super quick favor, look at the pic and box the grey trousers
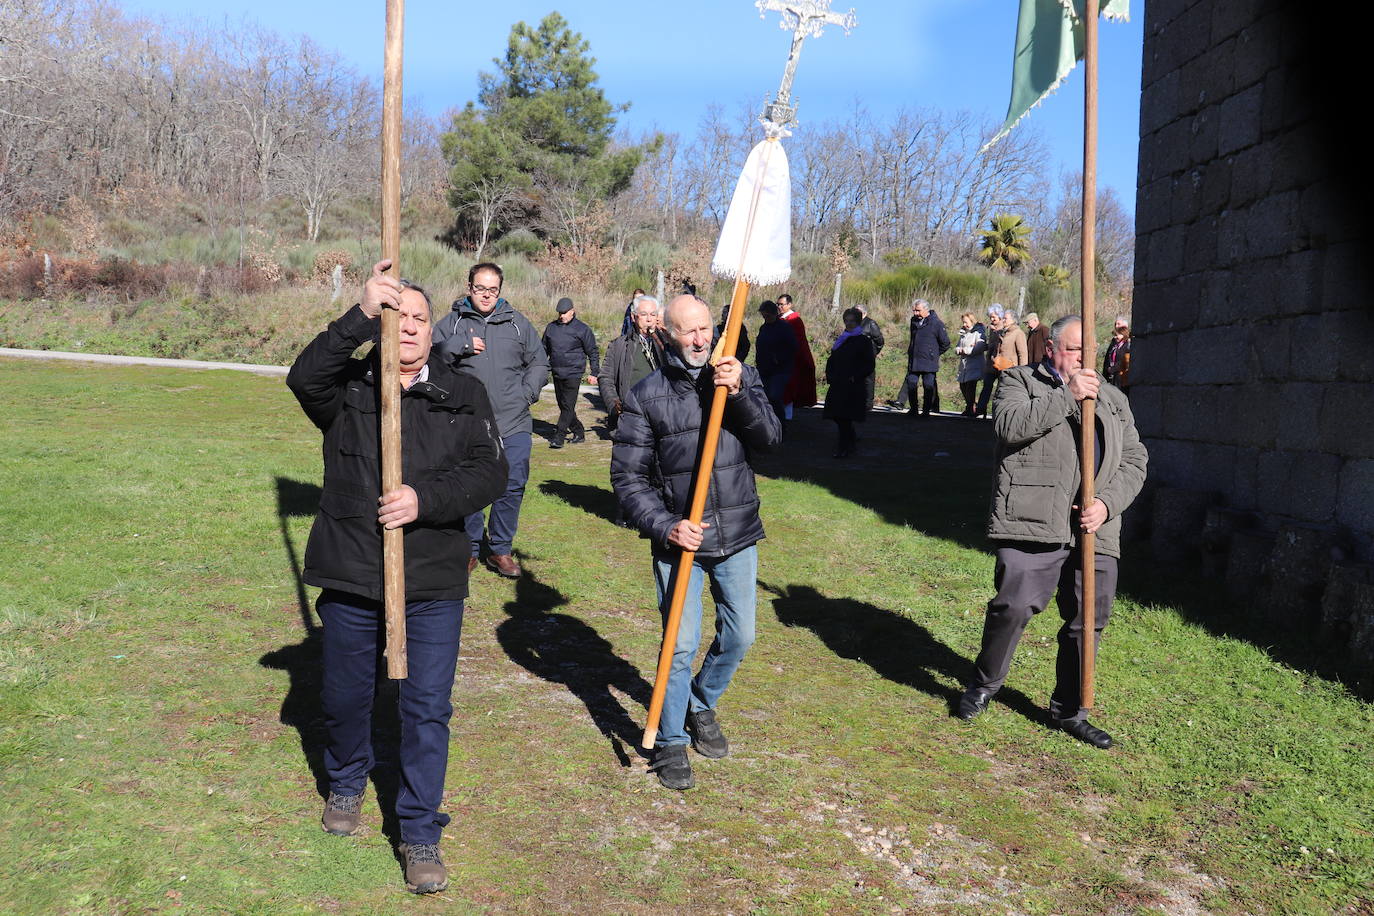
[969,544,1118,722]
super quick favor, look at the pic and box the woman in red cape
[778,294,817,409]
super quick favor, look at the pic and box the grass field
[0,356,1370,915]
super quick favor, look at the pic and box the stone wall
[1132,1,1372,681]
[1133,0,1372,558]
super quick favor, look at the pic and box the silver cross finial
[756,0,858,132]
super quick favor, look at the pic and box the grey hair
[1115,314,1130,328]
[1003,310,1018,322]
[1049,314,1082,344]
[633,294,660,315]
[912,298,929,309]
[1025,311,1039,323]
[399,279,434,321]
[987,303,1005,317]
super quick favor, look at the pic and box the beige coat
[994,323,1028,368]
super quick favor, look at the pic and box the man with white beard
[610,294,782,790]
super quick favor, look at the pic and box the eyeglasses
[470,284,500,295]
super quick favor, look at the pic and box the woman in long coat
[823,307,876,458]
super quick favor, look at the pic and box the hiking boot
[650,744,694,790]
[486,554,522,578]
[399,842,448,894]
[321,791,363,836]
[687,708,729,758]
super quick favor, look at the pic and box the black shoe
[549,437,564,449]
[650,744,694,790]
[687,708,729,758]
[955,687,994,720]
[569,432,585,444]
[1058,719,1113,749]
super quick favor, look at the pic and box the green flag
[982,0,1129,152]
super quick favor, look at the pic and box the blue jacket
[611,348,783,558]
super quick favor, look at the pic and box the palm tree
[977,214,1032,273]
[1036,264,1071,289]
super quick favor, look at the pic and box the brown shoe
[321,791,363,836]
[467,556,479,574]
[400,842,448,894]
[485,554,522,578]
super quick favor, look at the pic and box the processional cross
[756,0,858,132]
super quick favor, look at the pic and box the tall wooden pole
[1079,0,1100,710]
[380,0,407,680]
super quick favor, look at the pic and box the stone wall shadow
[495,556,653,765]
[763,580,1046,725]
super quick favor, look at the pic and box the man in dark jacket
[287,260,507,895]
[955,315,1147,750]
[753,299,797,425]
[611,294,783,791]
[903,298,950,417]
[856,304,885,412]
[599,295,665,431]
[433,262,548,579]
[541,297,600,448]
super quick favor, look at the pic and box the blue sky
[120,0,1145,208]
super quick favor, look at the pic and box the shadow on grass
[762,580,1047,726]
[495,557,653,765]
[538,479,619,526]
[261,476,406,847]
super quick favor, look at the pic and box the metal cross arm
[756,0,858,132]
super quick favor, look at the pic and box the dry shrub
[60,198,103,257]
[0,253,46,298]
[665,235,716,294]
[312,249,352,285]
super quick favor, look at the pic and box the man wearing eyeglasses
[434,262,548,579]
[955,315,1147,751]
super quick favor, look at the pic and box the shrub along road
[0,357,1369,914]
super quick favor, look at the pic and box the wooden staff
[380,0,407,679]
[1079,0,1100,709]
[641,139,779,752]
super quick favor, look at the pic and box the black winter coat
[906,313,951,373]
[287,306,509,601]
[610,349,783,558]
[542,316,601,380]
[823,333,876,422]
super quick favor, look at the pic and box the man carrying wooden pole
[281,1,509,893]
[959,0,1145,747]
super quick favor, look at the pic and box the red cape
[781,310,817,407]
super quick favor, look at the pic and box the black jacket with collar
[610,347,783,558]
[541,316,601,379]
[287,305,508,601]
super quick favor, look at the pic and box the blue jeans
[317,590,463,845]
[465,431,531,556]
[652,545,758,746]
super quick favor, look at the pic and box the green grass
[0,357,1370,914]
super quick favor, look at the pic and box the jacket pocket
[1004,464,1059,523]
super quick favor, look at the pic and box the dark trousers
[969,545,1118,722]
[318,589,464,845]
[975,370,999,415]
[959,380,979,415]
[905,371,939,415]
[832,418,857,453]
[465,431,531,556]
[551,375,584,439]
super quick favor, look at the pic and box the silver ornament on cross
[756,0,858,133]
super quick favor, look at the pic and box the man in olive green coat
[955,315,1147,749]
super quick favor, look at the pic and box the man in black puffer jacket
[541,296,601,448]
[611,294,782,791]
[287,260,507,894]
